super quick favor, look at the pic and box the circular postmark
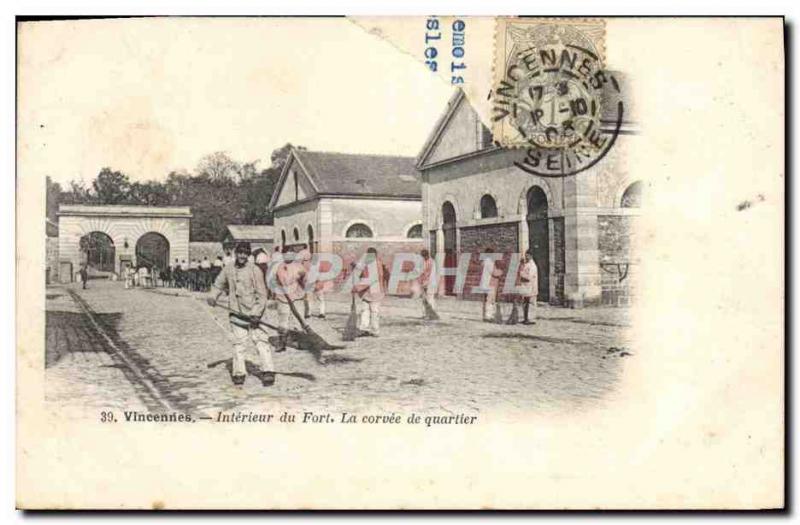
[491,23,624,177]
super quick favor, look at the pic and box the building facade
[223,224,274,253]
[57,205,191,282]
[268,149,425,268]
[417,90,640,307]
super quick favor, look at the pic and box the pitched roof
[293,150,420,198]
[225,224,274,241]
[416,89,466,168]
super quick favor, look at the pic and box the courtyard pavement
[45,280,634,418]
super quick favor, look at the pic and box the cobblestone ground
[46,280,634,418]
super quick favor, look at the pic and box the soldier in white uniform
[518,250,539,325]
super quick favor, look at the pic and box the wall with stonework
[458,222,519,301]
[422,148,564,236]
[273,199,319,250]
[597,214,640,305]
[552,217,566,304]
[58,214,190,280]
[189,242,225,263]
[273,197,424,289]
[329,198,422,242]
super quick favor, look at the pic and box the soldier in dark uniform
[79,264,88,290]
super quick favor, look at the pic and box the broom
[493,301,504,324]
[421,292,440,321]
[206,299,344,358]
[342,295,359,341]
[283,294,345,356]
[506,301,519,325]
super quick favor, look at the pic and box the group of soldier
[164,256,225,291]
[204,241,539,388]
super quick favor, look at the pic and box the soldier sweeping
[481,247,504,322]
[207,242,276,387]
[274,245,307,352]
[300,247,333,319]
[352,247,386,337]
[413,248,439,320]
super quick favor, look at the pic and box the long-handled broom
[505,301,520,325]
[283,294,344,357]
[421,293,440,321]
[494,301,504,324]
[342,295,359,341]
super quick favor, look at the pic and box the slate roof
[294,150,420,198]
[225,224,274,241]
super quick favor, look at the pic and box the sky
[18,17,454,185]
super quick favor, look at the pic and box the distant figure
[254,249,270,289]
[79,264,88,290]
[211,255,224,285]
[200,256,212,291]
[481,246,503,322]
[138,265,150,288]
[267,247,283,300]
[188,259,199,291]
[307,251,333,319]
[176,259,186,288]
[123,265,133,289]
[518,250,539,325]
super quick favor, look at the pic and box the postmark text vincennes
[492,18,624,177]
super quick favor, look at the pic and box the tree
[92,168,132,204]
[129,180,170,206]
[196,151,240,182]
[51,145,304,240]
[239,169,279,224]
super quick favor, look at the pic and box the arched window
[621,181,642,208]
[345,223,374,238]
[442,201,457,227]
[281,230,286,248]
[407,224,423,239]
[526,186,548,220]
[293,227,300,241]
[307,225,314,252]
[480,194,498,218]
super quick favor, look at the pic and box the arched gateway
[56,205,191,283]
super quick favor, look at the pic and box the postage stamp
[491,18,624,177]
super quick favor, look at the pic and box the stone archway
[441,201,458,296]
[135,232,170,271]
[57,205,191,283]
[80,231,115,272]
[526,186,550,302]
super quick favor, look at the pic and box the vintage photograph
[40,17,638,417]
[17,16,784,509]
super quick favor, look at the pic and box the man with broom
[206,242,276,387]
[413,248,439,320]
[274,245,307,352]
[352,247,386,337]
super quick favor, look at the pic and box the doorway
[526,187,550,302]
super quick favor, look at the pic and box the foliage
[46,147,292,241]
